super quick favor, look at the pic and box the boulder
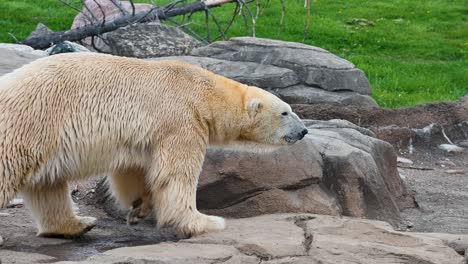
[196,119,413,225]
[71,0,200,57]
[26,23,53,39]
[198,137,340,217]
[191,37,372,95]
[146,57,376,105]
[147,56,300,89]
[55,214,465,264]
[272,85,377,106]
[0,44,47,76]
[106,23,201,58]
[71,0,152,53]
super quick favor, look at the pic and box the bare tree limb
[213,1,239,41]
[303,0,311,42]
[110,0,129,15]
[237,0,249,34]
[80,0,99,22]
[92,0,107,27]
[21,0,235,49]
[129,0,136,16]
[166,17,209,44]
[238,0,256,37]
[90,35,110,53]
[8,33,19,43]
[60,0,96,23]
[277,0,285,37]
[205,6,226,40]
[204,9,211,41]
[260,0,269,16]
[255,0,260,20]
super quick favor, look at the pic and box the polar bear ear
[247,99,262,118]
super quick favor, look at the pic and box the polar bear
[0,53,308,237]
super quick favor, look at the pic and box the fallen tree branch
[21,0,235,49]
[397,165,434,171]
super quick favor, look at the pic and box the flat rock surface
[50,214,464,264]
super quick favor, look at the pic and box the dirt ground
[397,146,468,234]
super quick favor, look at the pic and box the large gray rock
[0,44,47,76]
[195,119,412,225]
[191,37,371,95]
[147,56,300,88]
[106,23,201,58]
[308,120,414,225]
[198,137,341,218]
[71,0,153,53]
[56,214,465,264]
[26,23,53,40]
[146,57,375,105]
[71,0,200,57]
[272,85,377,106]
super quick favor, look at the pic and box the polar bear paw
[38,216,97,238]
[179,213,226,237]
[204,215,226,232]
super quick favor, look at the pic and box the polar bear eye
[281,112,288,116]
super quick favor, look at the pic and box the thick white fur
[0,53,304,237]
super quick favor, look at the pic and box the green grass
[1,0,467,108]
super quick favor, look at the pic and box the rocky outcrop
[0,44,47,76]
[191,37,372,95]
[197,119,413,225]
[71,0,200,57]
[105,23,201,58]
[55,214,466,264]
[148,37,377,107]
[148,56,300,89]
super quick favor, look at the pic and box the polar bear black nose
[297,128,308,140]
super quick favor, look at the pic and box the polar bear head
[236,86,308,149]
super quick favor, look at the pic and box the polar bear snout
[284,127,308,144]
[281,114,308,144]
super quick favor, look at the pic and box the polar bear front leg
[22,182,97,237]
[149,138,226,237]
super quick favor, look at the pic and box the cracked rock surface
[53,214,465,264]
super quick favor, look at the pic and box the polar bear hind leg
[108,167,153,225]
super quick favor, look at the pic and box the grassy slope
[0,0,466,108]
